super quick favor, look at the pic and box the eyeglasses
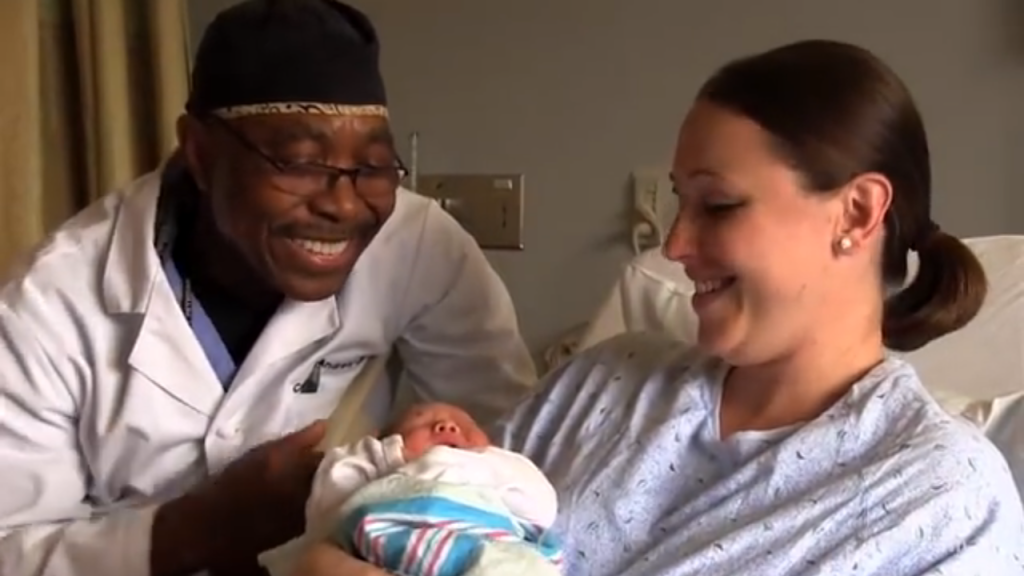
[206,115,409,198]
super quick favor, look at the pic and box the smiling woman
[491,39,1024,576]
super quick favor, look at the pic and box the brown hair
[697,40,987,352]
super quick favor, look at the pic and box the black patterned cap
[186,0,388,119]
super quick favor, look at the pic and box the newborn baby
[260,402,562,576]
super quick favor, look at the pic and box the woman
[293,39,1024,575]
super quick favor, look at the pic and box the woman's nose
[662,212,697,263]
[432,420,461,435]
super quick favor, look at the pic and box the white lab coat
[0,170,536,576]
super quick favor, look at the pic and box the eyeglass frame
[201,114,410,197]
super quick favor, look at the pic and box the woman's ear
[837,172,892,249]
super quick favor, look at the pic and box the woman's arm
[822,431,1024,575]
[289,542,390,576]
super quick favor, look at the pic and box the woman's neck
[718,324,885,438]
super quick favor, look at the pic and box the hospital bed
[560,235,1024,501]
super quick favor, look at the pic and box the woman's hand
[291,542,390,576]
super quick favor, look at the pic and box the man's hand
[151,421,327,575]
[205,421,327,564]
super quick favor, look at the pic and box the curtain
[0,0,190,274]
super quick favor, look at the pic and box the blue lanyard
[154,185,237,388]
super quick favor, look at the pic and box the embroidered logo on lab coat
[293,355,372,394]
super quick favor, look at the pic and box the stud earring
[837,236,853,252]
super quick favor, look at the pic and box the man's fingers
[262,421,327,476]
[298,447,325,475]
[282,420,328,447]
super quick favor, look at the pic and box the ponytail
[882,232,987,352]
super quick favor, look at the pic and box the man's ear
[176,114,212,192]
[836,172,892,250]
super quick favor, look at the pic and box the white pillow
[959,392,1024,499]
[895,235,1024,401]
[930,389,986,425]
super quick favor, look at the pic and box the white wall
[188,0,1024,355]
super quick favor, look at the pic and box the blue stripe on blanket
[341,494,521,535]
[334,495,562,575]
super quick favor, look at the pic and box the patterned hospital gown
[495,333,1024,576]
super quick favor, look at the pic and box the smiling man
[0,1,535,575]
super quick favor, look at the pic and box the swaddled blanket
[335,474,563,576]
[259,435,563,576]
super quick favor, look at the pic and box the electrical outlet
[415,173,525,250]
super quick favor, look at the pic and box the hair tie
[912,220,941,252]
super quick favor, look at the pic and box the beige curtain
[0,0,190,274]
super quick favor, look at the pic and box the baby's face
[391,403,490,460]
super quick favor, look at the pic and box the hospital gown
[495,332,1024,576]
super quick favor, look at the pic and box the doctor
[0,1,535,575]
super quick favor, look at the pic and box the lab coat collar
[101,170,164,315]
[100,169,222,414]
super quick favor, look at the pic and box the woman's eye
[704,202,741,215]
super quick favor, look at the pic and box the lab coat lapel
[102,171,224,416]
[128,288,226,415]
[231,297,340,386]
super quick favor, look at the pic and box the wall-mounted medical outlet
[631,168,676,230]
[415,173,525,251]
[629,168,676,252]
